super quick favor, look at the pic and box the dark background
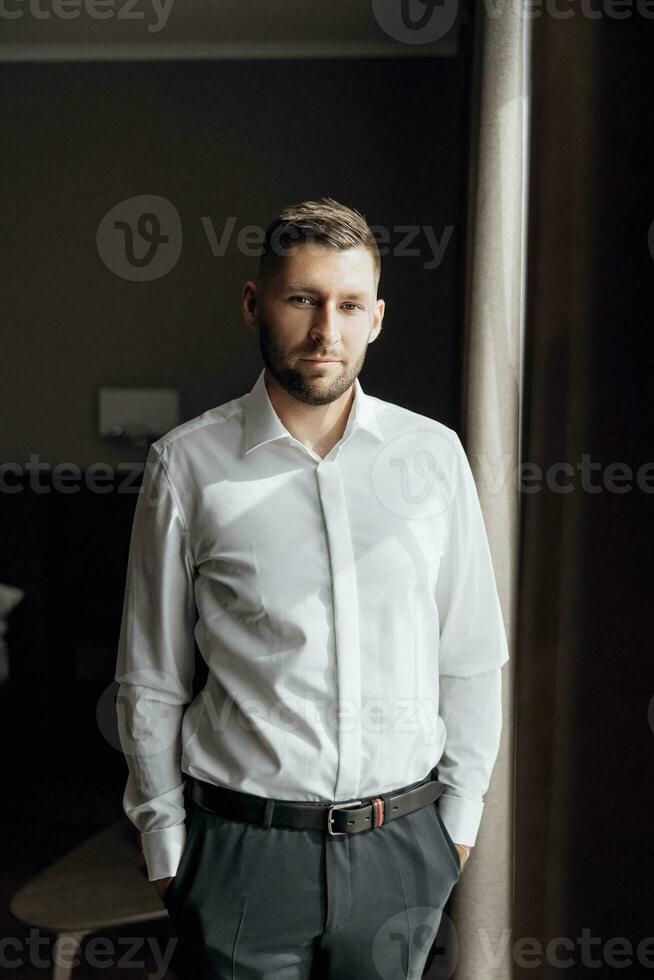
[0,52,473,979]
[563,24,654,970]
[0,52,471,696]
[0,58,469,469]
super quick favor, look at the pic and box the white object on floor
[0,582,25,685]
[10,819,170,980]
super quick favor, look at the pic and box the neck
[264,369,355,456]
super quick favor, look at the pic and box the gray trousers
[163,776,461,979]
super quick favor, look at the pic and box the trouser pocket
[163,798,202,912]
[431,803,461,876]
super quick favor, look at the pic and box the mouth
[300,358,341,363]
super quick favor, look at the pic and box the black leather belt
[188,769,446,836]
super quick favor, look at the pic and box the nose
[309,302,340,351]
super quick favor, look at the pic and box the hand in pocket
[154,876,175,901]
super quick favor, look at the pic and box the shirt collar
[242,366,384,455]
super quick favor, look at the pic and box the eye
[343,303,361,311]
[290,295,313,305]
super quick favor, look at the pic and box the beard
[257,314,368,406]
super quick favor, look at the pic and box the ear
[242,280,259,330]
[369,297,385,343]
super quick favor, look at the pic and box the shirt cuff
[437,794,484,848]
[140,824,187,882]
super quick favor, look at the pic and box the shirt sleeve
[114,443,197,882]
[435,669,503,846]
[434,432,510,846]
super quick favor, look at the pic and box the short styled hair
[256,197,381,292]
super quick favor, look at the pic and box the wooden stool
[10,819,169,980]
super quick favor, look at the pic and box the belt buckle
[326,799,363,836]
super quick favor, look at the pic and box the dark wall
[515,17,654,977]
[0,55,474,972]
[0,53,472,758]
[571,22,654,963]
[0,56,470,470]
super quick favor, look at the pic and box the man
[114,197,509,979]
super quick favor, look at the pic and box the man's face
[246,242,384,406]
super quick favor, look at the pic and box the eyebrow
[283,282,368,300]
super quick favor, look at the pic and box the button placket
[316,459,362,801]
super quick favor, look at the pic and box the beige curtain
[448,5,531,978]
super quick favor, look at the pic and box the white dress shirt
[114,367,509,881]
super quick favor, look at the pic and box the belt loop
[262,798,275,829]
[380,792,394,821]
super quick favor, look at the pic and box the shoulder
[370,391,462,448]
[149,393,246,459]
